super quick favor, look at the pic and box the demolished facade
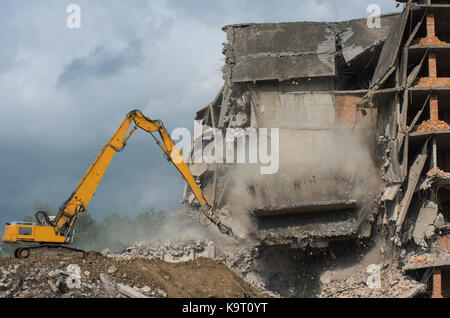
[183,0,450,297]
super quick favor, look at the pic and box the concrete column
[432,269,444,298]
[431,137,438,170]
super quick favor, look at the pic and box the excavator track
[14,244,87,259]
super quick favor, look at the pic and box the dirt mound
[0,254,267,298]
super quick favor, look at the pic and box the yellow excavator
[2,110,235,258]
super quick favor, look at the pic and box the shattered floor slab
[403,252,450,271]
[253,200,357,217]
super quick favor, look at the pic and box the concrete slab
[223,22,336,82]
[372,8,410,87]
[335,14,400,65]
[253,200,357,217]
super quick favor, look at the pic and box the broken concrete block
[101,248,111,256]
[100,273,118,298]
[48,280,58,294]
[116,283,149,298]
[48,269,61,278]
[107,265,117,274]
[425,225,435,240]
[434,213,446,230]
[402,283,427,298]
[320,271,334,285]
[206,242,216,259]
[412,201,438,245]
[140,286,153,294]
[157,288,168,298]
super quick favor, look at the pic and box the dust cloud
[221,127,383,235]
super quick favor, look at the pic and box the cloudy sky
[0,0,402,228]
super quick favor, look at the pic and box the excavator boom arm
[52,110,233,239]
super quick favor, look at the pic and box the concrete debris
[100,273,118,297]
[3,2,449,299]
[434,214,446,230]
[320,265,426,298]
[106,239,428,298]
[110,240,217,262]
[403,251,450,271]
[0,237,436,298]
[419,170,450,191]
[109,240,276,296]
[0,259,160,298]
[412,202,438,246]
[415,119,450,133]
[116,283,149,298]
[107,265,117,274]
[0,252,265,298]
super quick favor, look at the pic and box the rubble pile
[109,240,216,262]
[108,240,270,293]
[427,169,450,178]
[320,264,426,298]
[0,260,159,298]
[0,240,432,298]
[218,246,268,291]
[419,169,450,191]
[415,119,450,132]
[108,239,285,297]
[103,240,433,298]
[404,251,450,270]
[0,253,266,298]
[415,36,450,46]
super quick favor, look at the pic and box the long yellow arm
[53,110,234,239]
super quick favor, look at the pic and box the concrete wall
[251,91,336,129]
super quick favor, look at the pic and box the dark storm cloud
[0,0,402,229]
[57,40,143,86]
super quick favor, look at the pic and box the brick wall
[416,12,449,46]
[429,52,437,79]
[416,52,450,87]
[433,270,444,298]
[427,13,436,38]
[438,234,450,252]
[335,95,377,129]
[430,95,439,121]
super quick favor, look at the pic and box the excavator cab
[2,211,67,245]
[2,222,66,244]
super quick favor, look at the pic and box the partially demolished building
[183,0,450,297]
